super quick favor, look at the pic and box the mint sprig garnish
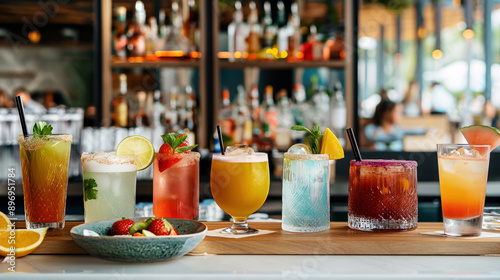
[84,178,98,202]
[291,124,323,154]
[33,121,53,137]
[161,132,198,153]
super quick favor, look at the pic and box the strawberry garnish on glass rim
[158,133,197,172]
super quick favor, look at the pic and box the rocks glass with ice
[437,144,490,236]
[210,145,270,234]
[282,144,331,232]
[81,152,137,223]
[348,160,418,232]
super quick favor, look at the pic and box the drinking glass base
[282,223,330,233]
[443,215,482,236]
[26,221,64,230]
[348,214,418,232]
[221,220,258,234]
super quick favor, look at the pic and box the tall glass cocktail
[437,144,490,236]
[211,147,270,234]
[81,152,137,223]
[348,160,418,231]
[282,152,330,232]
[153,152,200,219]
[19,134,72,229]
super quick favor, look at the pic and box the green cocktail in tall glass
[19,134,72,229]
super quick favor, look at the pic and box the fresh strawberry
[147,219,170,236]
[159,143,173,155]
[110,218,135,236]
[169,228,178,236]
[157,154,183,172]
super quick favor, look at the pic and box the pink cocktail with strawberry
[153,133,200,220]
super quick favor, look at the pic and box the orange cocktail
[19,134,72,229]
[437,144,490,236]
[211,151,269,234]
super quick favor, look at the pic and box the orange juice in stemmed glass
[437,144,490,236]
[210,146,269,234]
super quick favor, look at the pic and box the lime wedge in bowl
[116,135,155,171]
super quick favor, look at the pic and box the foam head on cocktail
[210,144,270,234]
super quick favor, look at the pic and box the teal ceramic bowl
[70,217,207,263]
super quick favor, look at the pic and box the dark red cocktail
[348,160,418,231]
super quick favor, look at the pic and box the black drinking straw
[216,125,225,155]
[15,96,28,137]
[346,128,362,161]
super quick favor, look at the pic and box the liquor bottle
[261,85,278,140]
[165,86,180,132]
[219,89,235,141]
[310,85,330,131]
[246,1,261,60]
[184,0,198,50]
[133,90,150,127]
[330,33,345,60]
[156,1,192,56]
[145,17,158,56]
[233,85,253,145]
[184,85,197,144]
[276,1,288,56]
[228,1,248,62]
[330,82,346,147]
[287,2,301,61]
[275,89,293,150]
[113,6,128,58]
[301,25,324,61]
[158,10,168,40]
[259,2,276,60]
[291,83,309,142]
[250,85,262,147]
[127,0,147,57]
[112,74,129,127]
[152,90,166,150]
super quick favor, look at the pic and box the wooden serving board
[20,222,500,256]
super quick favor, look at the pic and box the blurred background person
[14,88,45,113]
[402,80,422,117]
[0,88,14,108]
[430,81,455,114]
[365,99,426,151]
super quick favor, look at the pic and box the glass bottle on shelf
[275,89,293,150]
[112,6,128,58]
[184,0,198,50]
[259,2,276,60]
[184,85,197,144]
[228,1,248,62]
[246,1,261,60]
[145,17,158,56]
[330,82,346,147]
[158,10,168,40]
[276,1,288,56]
[250,85,262,147]
[166,86,180,132]
[127,0,147,58]
[156,1,193,57]
[219,88,235,142]
[261,85,278,140]
[112,74,130,127]
[133,91,150,127]
[310,85,331,131]
[291,83,308,142]
[330,33,345,60]
[233,85,252,145]
[287,2,301,61]
[301,25,324,61]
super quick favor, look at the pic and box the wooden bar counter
[24,222,500,256]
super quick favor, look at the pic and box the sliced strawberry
[159,143,173,154]
[158,154,182,172]
[169,228,178,235]
[147,219,170,235]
